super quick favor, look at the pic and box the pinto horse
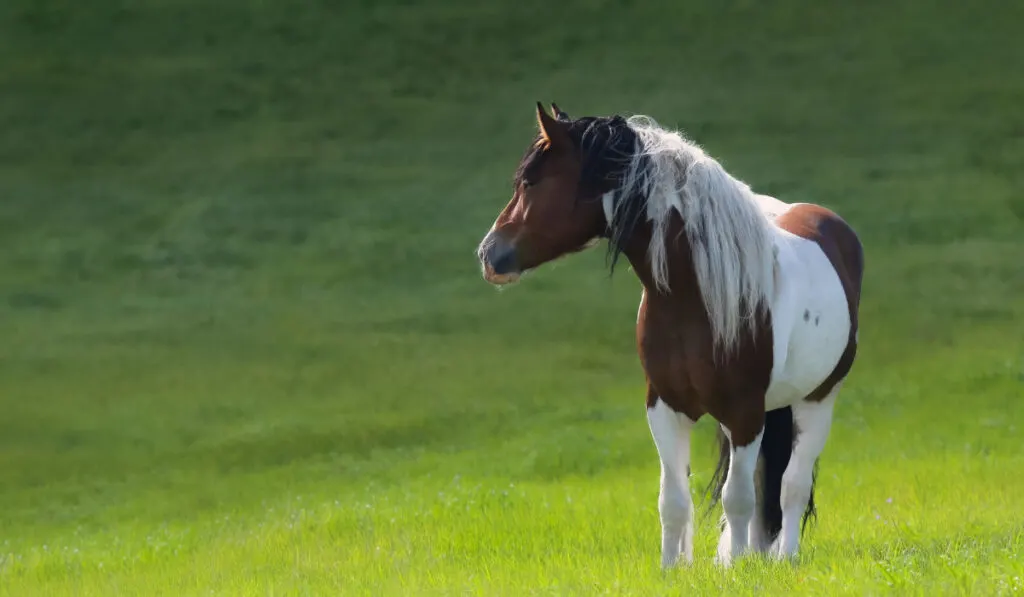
[476,103,863,568]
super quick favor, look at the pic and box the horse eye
[522,179,534,189]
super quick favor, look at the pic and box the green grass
[2,0,1024,594]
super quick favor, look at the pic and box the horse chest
[638,346,708,420]
[636,295,770,420]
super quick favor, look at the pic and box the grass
[1,0,1023,594]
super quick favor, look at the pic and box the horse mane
[604,115,777,354]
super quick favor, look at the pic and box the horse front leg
[647,397,695,568]
[715,415,765,567]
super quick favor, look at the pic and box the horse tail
[703,406,817,544]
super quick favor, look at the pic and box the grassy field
[2,0,1023,594]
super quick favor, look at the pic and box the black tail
[703,407,817,542]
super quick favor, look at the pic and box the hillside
[1,0,1022,594]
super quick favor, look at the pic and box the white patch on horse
[753,193,791,219]
[764,227,851,411]
[647,399,695,568]
[601,191,616,226]
[605,116,776,355]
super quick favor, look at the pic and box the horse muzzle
[478,232,522,285]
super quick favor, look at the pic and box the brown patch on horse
[632,216,773,447]
[775,203,864,402]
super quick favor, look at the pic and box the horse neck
[620,218,703,308]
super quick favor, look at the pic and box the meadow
[1,0,1023,594]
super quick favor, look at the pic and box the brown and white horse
[477,103,863,568]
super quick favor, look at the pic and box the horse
[476,103,864,568]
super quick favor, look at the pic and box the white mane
[605,115,777,353]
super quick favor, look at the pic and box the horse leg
[748,457,771,553]
[715,420,764,566]
[647,398,695,568]
[773,387,837,559]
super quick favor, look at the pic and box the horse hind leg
[647,398,695,568]
[773,386,838,559]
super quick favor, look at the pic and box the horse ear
[551,102,570,121]
[535,101,569,148]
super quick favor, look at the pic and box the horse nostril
[486,241,519,275]
[491,250,516,275]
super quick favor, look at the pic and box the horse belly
[764,236,851,411]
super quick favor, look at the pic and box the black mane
[513,114,648,274]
